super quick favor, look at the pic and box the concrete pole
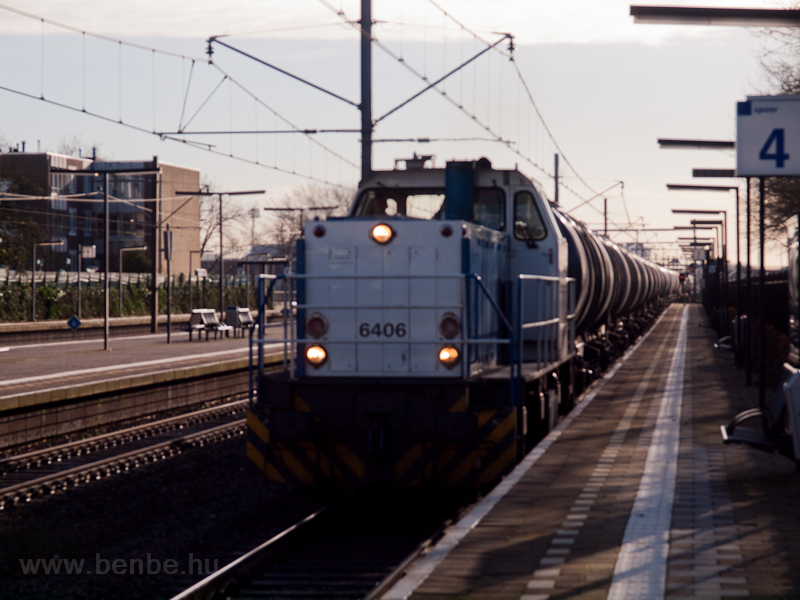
[166,224,172,344]
[219,193,224,318]
[746,178,752,386]
[77,245,82,319]
[31,244,36,322]
[554,154,560,206]
[759,177,766,410]
[360,0,372,181]
[104,172,110,351]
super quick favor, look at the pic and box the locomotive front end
[247,165,520,486]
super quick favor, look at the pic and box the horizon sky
[0,0,792,266]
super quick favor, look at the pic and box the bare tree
[57,135,101,159]
[756,17,800,240]
[198,178,251,275]
[260,185,354,264]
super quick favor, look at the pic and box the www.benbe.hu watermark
[19,553,219,576]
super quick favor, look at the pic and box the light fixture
[306,313,328,338]
[371,223,394,244]
[438,346,460,368]
[305,346,327,367]
[438,313,460,339]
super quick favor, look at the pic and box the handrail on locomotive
[249,272,576,411]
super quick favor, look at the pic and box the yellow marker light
[371,223,394,244]
[438,346,460,368]
[306,345,327,367]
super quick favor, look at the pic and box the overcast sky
[0,0,789,265]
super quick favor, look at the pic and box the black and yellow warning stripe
[247,393,519,486]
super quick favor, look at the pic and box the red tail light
[439,313,460,339]
[306,313,328,338]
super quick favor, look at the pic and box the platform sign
[737,95,800,177]
[67,315,81,331]
[81,245,96,259]
[692,248,707,261]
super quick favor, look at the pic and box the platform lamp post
[669,183,740,310]
[46,165,160,350]
[188,250,203,313]
[119,245,147,318]
[674,210,729,311]
[31,240,64,321]
[631,5,800,27]
[693,218,726,333]
[668,184,744,364]
[694,219,724,316]
[675,225,714,301]
[176,189,265,319]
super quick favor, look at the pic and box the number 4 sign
[737,95,800,176]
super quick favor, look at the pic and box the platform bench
[187,309,233,341]
[226,306,255,338]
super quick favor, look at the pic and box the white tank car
[247,157,679,486]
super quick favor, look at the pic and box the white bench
[188,309,233,341]
[225,306,255,338]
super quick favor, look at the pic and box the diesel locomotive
[246,157,680,486]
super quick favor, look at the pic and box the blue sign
[737,95,800,176]
[67,315,82,331]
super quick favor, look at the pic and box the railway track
[0,400,248,510]
[170,489,473,600]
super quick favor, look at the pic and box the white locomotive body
[247,158,679,486]
[301,218,506,378]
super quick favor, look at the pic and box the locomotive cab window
[514,190,547,245]
[472,188,505,230]
[353,189,445,220]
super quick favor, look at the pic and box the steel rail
[0,420,245,509]
[169,491,461,600]
[169,503,334,600]
[0,399,248,473]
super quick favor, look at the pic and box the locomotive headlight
[306,312,328,338]
[306,346,327,367]
[371,223,394,244]
[438,346,460,368]
[438,313,460,339]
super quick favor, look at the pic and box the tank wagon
[247,157,679,486]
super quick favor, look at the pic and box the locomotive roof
[359,163,545,197]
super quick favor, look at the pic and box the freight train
[246,157,680,486]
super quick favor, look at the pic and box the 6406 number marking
[359,323,407,337]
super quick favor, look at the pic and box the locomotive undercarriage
[580,301,669,373]
[248,376,520,487]
[246,362,575,487]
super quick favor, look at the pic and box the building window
[68,208,77,236]
[83,210,92,237]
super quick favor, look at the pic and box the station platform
[0,324,285,407]
[384,303,800,600]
